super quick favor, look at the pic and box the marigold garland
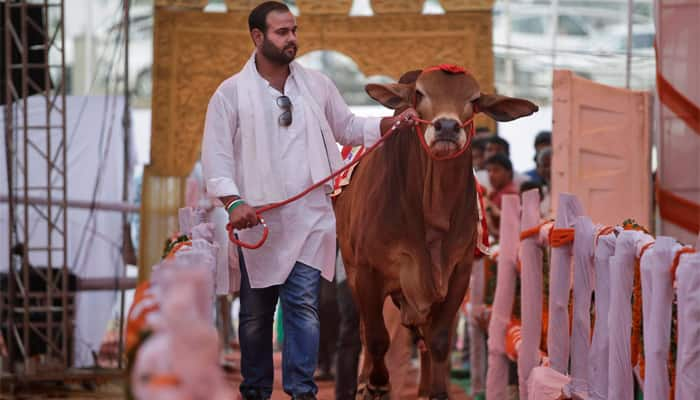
[624,219,652,379]
[162,233,190,259]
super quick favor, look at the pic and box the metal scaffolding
[2,0,71,380]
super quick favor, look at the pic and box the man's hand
[380,107,419,136]
[229,203,259,230]
[396,107,419,128]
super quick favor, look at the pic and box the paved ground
[1,351,473,399]
[226,352,472,400]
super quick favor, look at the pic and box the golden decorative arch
[139,0,495,276]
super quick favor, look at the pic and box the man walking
[200,2,416,399]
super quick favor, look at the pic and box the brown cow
[334,66,537,399]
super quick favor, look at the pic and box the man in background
[484,153,519,238]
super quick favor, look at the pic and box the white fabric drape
[469,257,487,395]
[1,95,132,367]
[547,193,584,374]
[588,230,619,400]
[567,216,595,398]
[486,194,520,400]
[607,230,640,400]
[642,237,679,400]
[517,189,544,400]
[675,251,700,399]
[526,366,571,400]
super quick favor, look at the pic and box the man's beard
[261,37,297,65]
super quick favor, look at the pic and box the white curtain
[1,95,133,366]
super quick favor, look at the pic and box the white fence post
[548,193,584,374]
[568,216,595,397]
[589,230,619,400]
[517,189,544,400]
[608,230,638,400]
[676,252,700,399]
[486,194,520,400]
[642,237,680,400]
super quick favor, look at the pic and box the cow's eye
[415,90,424,104]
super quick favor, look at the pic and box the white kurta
[201,65,381,288]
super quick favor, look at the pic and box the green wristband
[227,199,245,214]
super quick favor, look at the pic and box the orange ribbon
[671,247,696,282]
[549,228,575,247]
[520,220,553,241]
[595,226,616,246]
[656,184,700,234]
[656,42,700,135]
[148,374,181,387]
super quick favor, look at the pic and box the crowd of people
[475,130,553,238]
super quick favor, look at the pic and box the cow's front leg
[354,273,391,399]
[417,343,432,398]
[423,324,453,399]
[426,259,473,399]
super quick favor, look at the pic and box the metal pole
[3,0,17,374]
[550,0,560,77]
[0,195,140,213]
[625,0,634,88]
[504,0,514,97]
[117,0,131,370]
[60,0,70,368]
[43,0,55,363]
[20,0,31,369]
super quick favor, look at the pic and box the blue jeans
[238,253,321,398]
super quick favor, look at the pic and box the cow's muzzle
[412,115,475,161]
[430,117,464,158]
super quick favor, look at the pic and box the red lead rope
[227,114,476,249]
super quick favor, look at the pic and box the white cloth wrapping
[675,251,700,400]
[518,189,544,400]
[486,194,521,400]
[526,366,571,400]
[567,216,595,398]
[607,230,641,400]
[469,257,487,395]
[180,206,236,295]
[548,193,585,374]
[131,263,233,400]
[201,52,381,288]
[588,230,619,400]
[642,236,680,400]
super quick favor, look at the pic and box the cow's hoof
[356,383,390,400]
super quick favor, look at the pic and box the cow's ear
[474,93,538,121]
[398,69,422,84]
[366,83,413,110]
